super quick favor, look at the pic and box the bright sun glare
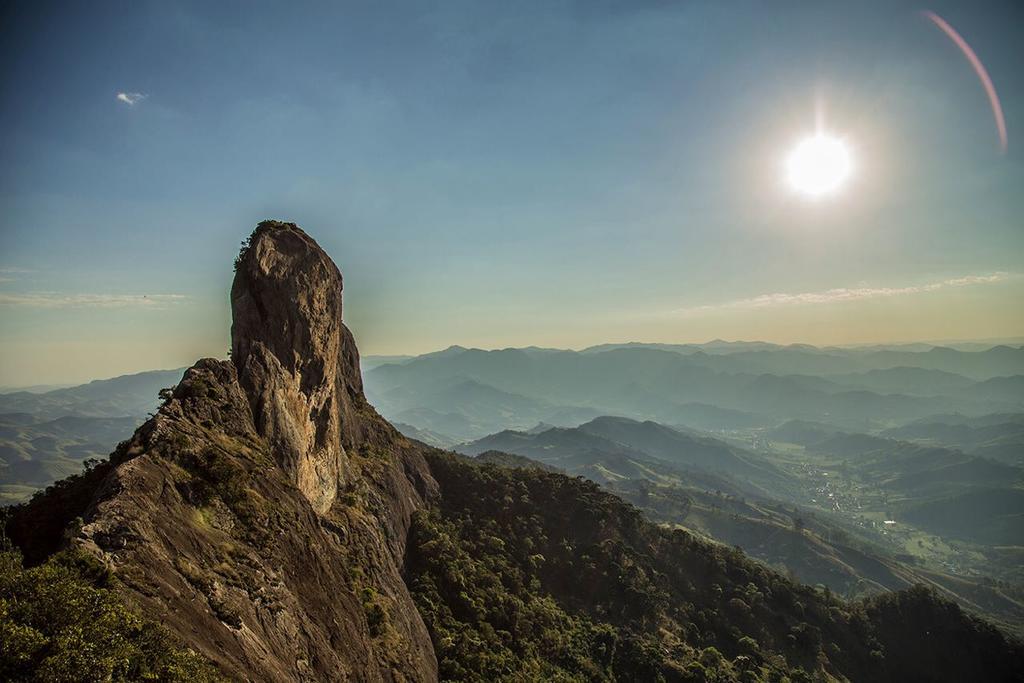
[785,134,853,198]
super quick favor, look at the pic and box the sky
[1,0,1023,386]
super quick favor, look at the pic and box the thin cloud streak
[116,92,147,106]
[0,267,34,282]
[673,273,1013,317]
[0,293,187,309]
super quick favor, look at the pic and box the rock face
[231,222,362,514]
[8,221,440,681]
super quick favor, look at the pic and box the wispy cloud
[116,91,147,106]
[0,267,34,284]
[674,272,1013,316]
[0,293,186,309]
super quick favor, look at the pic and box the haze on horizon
[1,0,1023,386]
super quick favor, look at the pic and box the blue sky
[1,0,1022,385]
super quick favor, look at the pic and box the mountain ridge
[4,221,1022,681]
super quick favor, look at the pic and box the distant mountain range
[363,342,1024,443]
[0,368,185,420]
[0,368,184,502]
[4,340,1022,502]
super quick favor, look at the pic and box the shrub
[0,547,225,681]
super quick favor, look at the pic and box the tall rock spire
[8,220,439,681]
[230,220,363,513]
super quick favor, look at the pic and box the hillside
[0,368,185,420]
[0,413,143,503]
[0,369,187,503]
[473,449,562,472]
[882,414,1024,466]
[412,452,1024,681]
[3,222,1022,681]
[577,416,788,489]
[901,489,1024,546]
[460,418,792,500]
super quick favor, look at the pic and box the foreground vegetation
[408,452,1024,682]
[0,545,225,682]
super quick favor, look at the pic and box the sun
[784,133,852,198]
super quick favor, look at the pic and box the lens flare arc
[925,10,1008,153]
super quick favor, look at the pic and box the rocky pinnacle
[230,221,364,514]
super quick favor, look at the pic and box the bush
[0,547,226,681]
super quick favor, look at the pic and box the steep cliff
[8,222,439,681]
[230,224,362,514]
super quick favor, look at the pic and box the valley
[457,416,1024,635]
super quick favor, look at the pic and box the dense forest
[407,452,1024,682]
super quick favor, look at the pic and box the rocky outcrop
[231,222,364,514]
[8,221,440,681]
